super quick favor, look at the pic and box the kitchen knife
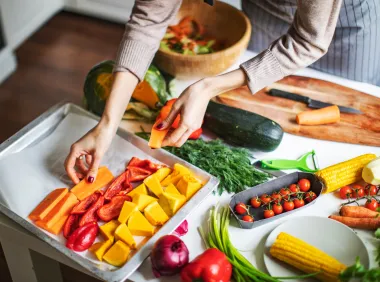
[268,89,363,114]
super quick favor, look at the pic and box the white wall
[1,0,64,49]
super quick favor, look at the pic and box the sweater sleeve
[114,0,182,81]
[240,0,342,94]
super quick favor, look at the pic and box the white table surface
[0,49,379,282]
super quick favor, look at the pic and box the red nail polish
[88,176,94,183]
[156,123,164,130]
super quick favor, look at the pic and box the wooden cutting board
[217,75,380,146]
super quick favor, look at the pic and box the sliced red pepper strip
[128,167,152,182]
[124,171,132,191]
[97,195,132,222]
[66,222,98,252]
[79,195,104,227]
[70,193,99,215]
[127,157,165,173]
[104,171,127,201]
[127,157,150,168]
[63,214,80,239]
[117,189,133,196]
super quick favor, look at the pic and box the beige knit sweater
[114,0,342,94]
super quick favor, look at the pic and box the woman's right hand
[64,122,114,185]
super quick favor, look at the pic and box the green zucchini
[204,101,283,152]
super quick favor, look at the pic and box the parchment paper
[0,113,162,270]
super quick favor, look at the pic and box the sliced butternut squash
[148,119,169,149]
[29,188,68,221]
[115,223,136,249]
[103,240,131,267]
[132,80,160,109]
[164,184,181,195]
[71,167,114,200]
[35,192,78,231]
[99,220,119,240]
[90,239,113,261]
[127,183,148,197]
[158,192,186,217]
[132,193,158,211]
[176,175,202,199]
[154,167,172,182]
[128,211,154,236]
[144,201,169,226]
[143,174,163,197]
[118,202,138,224]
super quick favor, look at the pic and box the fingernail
[156,123,164,130]
[87,176,94,183]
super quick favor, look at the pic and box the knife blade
[268,89,363,114]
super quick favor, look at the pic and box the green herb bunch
[136,132,269,195]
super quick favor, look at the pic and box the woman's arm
[241,0,343,94]
[65,0,182,183]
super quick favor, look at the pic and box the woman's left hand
[159,69,247,147]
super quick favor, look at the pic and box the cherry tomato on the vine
[339,186,353,199]
[242,215,254,222]
[365,185,378,196]
[305,191,317,203]
[283,200,295,211]
[264,209,275,219]
[279,188,290,200]
[298,179,311,192]
[352,185,365,198]
[250,197,261,208]
[273,203,283,215]
[235,202,247,215]
[260,194,272,205]
[294,198,305,208]
[365,199,379,211]
[271,192,282,204]
[289,184,300,194]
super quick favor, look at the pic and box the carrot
[29,188,68,221]
[296,105,340,125]
[339,206,379,218]
[71,167,114,200]
[328,215,380,230]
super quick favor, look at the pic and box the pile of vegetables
[137,132,270,195]
[160,16,224,55]
[83,60,172,122]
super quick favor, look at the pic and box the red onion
[173,220,188,237]
[151,235,189,277]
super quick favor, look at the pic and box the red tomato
[273,203,283,215]
[289,184,299,194]
[298,179,311,192]
[294,198,305,209]
[339,186,353,199]
[242,215,254,222]
[365,199,379,211]
[365,185,378,196]
[279,188,290,200]
[271,192,282,204]
[352,185,365,198]
[283,200,295,212]
[235,203,247,215]
[250,197,261,208]
[260,194,272,205]
[305,191,317,203]
[264,209,275,219]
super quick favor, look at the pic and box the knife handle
[268,89,311,104]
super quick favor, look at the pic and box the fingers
[76,156,89,174]
[174,129,193,147]
[158,103,181,130]
[85,155,92,167]
[162,124,189,147]
[86,153,102,183]
[65,145,81,184]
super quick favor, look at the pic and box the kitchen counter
[0,49,379,282]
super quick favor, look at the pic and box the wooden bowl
[154,0,252,79]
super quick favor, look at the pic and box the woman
[65,0,379,184]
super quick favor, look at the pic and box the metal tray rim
[0,102,219,282]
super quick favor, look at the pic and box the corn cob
[315,154,376,194]
[270,232,346,282]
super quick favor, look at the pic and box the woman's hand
[64,121,114,184]
[65,71,138,184]
[160,69,247,147]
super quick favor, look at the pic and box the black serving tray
[229,172,323,229]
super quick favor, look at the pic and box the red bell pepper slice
[63,214,80,239]
[66,222,98,252]
[116,189,133,196]
[128,167,152,182]
[188,128,202,140]
[127,157,166,173]
[97,195,132,222]
[104,171,127,201]
[70,193,99,215]
[180,248,232,282]
[79,195,105,227]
